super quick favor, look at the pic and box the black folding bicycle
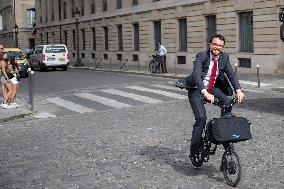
[196,98,244,187]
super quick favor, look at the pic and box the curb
[0,112,36,124]
[68,66,186,79]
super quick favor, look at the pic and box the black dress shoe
[190,143,203,168]
[220,163,224,172]
[190,153,203,168]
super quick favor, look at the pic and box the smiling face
[210,37,225,57]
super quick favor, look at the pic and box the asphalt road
[0,69,283,188]
[18,69,169,96]
[17,69,183,117]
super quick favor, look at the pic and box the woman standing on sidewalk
[0,45,7,105]
[0,52,16,109]
[8,57,19,108]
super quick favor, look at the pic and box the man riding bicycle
[186,34,245,167]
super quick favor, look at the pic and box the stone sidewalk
[0,96,33,124]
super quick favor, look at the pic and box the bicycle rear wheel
[221,146,242,187]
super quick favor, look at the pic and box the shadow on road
[137,145,224,182]
[239,97,284,116]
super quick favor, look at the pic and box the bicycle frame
[198,97,242,187]
[200,124,218,163]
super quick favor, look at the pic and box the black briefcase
[207,116,252,144]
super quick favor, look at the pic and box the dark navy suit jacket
[187,49,241,94]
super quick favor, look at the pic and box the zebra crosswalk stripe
[239,80,270,87]
[101,89,162,104]
[47,97,94,113]
[243,88,265,93]
[75,93,131,108]
[127,86,187,99]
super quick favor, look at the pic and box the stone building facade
[35,0,284,74]
[0,0,36,51]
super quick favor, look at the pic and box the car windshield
[8,51,25,60]
[45,46,66,53]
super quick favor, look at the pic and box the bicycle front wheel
[149,61,157,73]
[221,147,242,187]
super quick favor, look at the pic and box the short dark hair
[9,56,19,69]
[210,34,225,45]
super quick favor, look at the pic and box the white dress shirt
[201,54,219,93]
[158,45,167,56]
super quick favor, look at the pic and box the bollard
[87,57,90,69]
[138,60,140,72]
[28,68,31,104]
[257,64,260,88]
[30,71,35,111]
[174,57,177,77]
[109,58,112,71]
[160,61,163,75]
[234,62,238,76]
[28,69,35,111]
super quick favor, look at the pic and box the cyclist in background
[158,43,168,73]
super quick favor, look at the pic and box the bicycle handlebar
[204,97,237,108]
[149,54,159,57]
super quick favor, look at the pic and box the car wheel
[24,73,29,78]
[62,66,67,71]
[29,62,34,71]
[39,63,46,72]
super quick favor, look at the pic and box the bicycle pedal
[209,145,218,155]
[204,158,209,163]
[201,153,210,163]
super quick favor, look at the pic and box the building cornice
[36,0,208,29]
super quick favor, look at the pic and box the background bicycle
[148,54,162,73]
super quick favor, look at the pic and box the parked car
[29,44,69,71]
[4,48,29,78]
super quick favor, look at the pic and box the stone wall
[34,0,284,74]
[0,0,35,50]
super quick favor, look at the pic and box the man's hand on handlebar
[203,91,215,103]
[235,89,244,103]
[203,89,244,104]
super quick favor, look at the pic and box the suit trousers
[188,87,231,153]
[160,55,167,73]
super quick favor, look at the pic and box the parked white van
[29,44,69,71]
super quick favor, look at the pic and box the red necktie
[207,57,218,94]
